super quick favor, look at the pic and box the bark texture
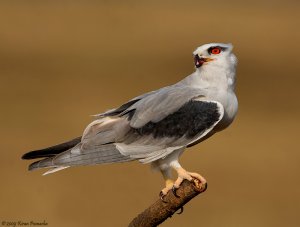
[128,179,207,227]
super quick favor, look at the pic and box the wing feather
[115,99,224,163]
[127,86,204,128]
[26,85,224,173]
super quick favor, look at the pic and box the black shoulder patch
[131,101,221,139]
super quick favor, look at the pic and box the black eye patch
[207,46,227,54]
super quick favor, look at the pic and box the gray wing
[30,86,224,173]
[125,86,207,128]
[68,86,223,163]
[96,85,205,126]
[115,97,224,163]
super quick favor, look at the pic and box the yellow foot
[160,179,174,195]
[159,168,206,201]
[159,179,174,202]
[173,167,206,189]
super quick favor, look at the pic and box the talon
[172,186,180,198]
[176,206,184,214]
[192,178,201,189]
[159,191,168,203]
[201,182,208,192]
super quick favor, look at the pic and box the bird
[22,43,238,198]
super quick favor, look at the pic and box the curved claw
[172,186,180,198]
[192,178,208,193]
[201,182,208,192]
[159,191,168,203]
[176,206,184,214]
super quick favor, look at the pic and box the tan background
[1,1,299,226]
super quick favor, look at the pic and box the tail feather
[28,143,132,174]
[43,166,70,175]
[22,137,82,160]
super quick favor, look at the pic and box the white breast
[200,86,237,132]
[214,90,238,130]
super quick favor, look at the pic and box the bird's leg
[159,168,174,201]
[155,148,188,200]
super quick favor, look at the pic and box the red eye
[211,48,221,54]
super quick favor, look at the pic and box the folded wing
[24,86,224,174]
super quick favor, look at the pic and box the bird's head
[193,43,237,70]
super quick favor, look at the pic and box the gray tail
[28,143,132,174]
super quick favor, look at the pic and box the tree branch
[128,179,207,227]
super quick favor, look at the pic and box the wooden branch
[128,179,207,227]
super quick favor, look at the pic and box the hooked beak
[194,54,214,68]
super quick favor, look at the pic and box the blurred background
[1,0,299,226]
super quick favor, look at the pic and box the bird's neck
[180,65,236,92]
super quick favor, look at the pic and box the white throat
[179,63,236,92]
